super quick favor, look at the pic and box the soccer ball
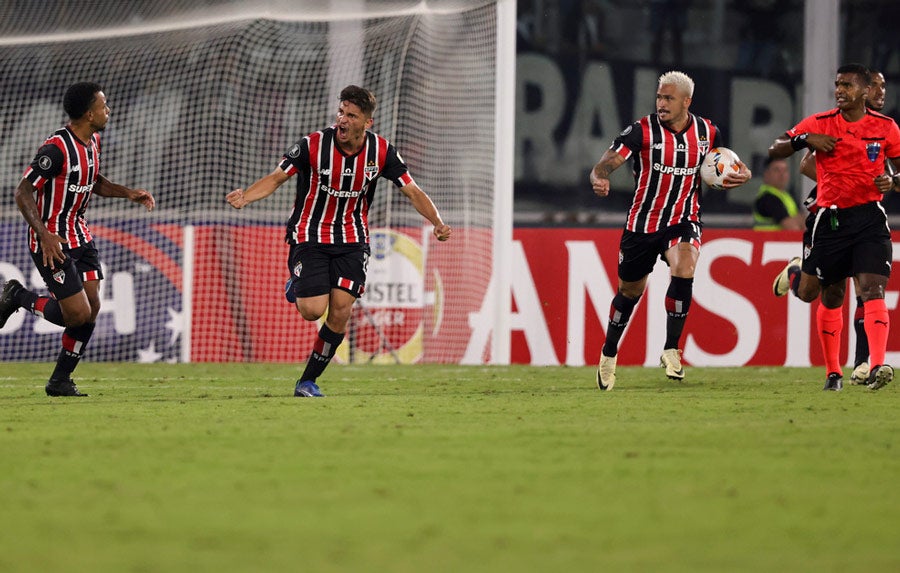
[700,147,741,190]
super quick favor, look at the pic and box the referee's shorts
[803,201,892,287]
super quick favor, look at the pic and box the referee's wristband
[790,134,810,151]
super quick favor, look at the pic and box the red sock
[817,304,843,375]
[864,298,890,367]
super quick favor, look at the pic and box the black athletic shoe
[823,372,843,391]
[0,279,23,328]
[45,376,88,397]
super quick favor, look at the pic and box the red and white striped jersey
[610,113,722,233]
[21,126,100,253]
[278,126,413,244]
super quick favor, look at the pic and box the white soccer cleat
[596,353,616,391]
[849,362,870,385]
[660,348,685,380]
[867,364,894,391]
[772,257,801,297]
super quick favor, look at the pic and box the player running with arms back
[227,85,451,398]
[769,63,900,391]
[0,82,155,396]
[589,71,751,390]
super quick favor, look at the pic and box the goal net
[0,0,513,365]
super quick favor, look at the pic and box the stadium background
[0,0,898,367]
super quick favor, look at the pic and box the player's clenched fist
[226,188,247,209]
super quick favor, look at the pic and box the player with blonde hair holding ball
[589,71,751,390]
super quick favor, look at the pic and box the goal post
[0,0,515,366]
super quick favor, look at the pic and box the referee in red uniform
[769,63,900,391]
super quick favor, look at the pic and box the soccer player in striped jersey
[589,71,751,390]
[227,85,451,397]
[0,82,155,397]
[771,65,900,391]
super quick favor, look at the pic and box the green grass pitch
[1,362,899,572]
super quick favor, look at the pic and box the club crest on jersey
[698,137,709,154]
[38,155,53,170]
[364,161,378,181]
[52,269,66,284]
[866,142,881,162]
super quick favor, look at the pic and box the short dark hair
[63,82,102,120]
[764,156,783,169]
[339,85,376,116]
[836,63,871,86]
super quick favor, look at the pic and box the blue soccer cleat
[294,380,324,398]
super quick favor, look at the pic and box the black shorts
[618,222,703,282]
[803,202,892,286]
[288,242,370,298]
[30,241,104,300]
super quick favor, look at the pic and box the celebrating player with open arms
[0,82,155,397]
[227,85,451,397]
[589,71,751,391]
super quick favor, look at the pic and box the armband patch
[790,134,809,151]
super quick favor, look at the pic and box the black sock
[31,296,65,326]
[299,324,345,382]
[50,322,96,381]
[602,292,640,357]
[665,276,693,349]
[789,267,801,298]
[12,287,66,327]
[854,297,868,366]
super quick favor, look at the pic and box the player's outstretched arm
[590,150,626,197]
[399,182,451,241]
[227,167,290,209]
[94,174,155,211]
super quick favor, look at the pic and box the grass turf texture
[1,363,899,573]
